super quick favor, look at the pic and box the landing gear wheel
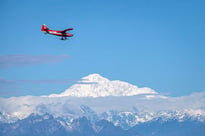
[61,37,67,40]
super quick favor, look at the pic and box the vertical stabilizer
[41,24,49,32]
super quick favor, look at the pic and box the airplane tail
[41,24,49,32]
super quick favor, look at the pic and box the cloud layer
[0,54,70,68]
[0,77,81,97]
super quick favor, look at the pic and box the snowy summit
[49,73,157,97]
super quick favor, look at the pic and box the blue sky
[0,0,205,97]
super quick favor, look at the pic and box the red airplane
[41,24,73,40]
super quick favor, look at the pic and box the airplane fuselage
[46,30,73,37]
[42,24,73,40]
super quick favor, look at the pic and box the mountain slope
[49,74,157,97]
[0,73,205,129]
[0,114,141,136]
[129,118,205,136]
[1,113,205,136]
[0,113,68,136]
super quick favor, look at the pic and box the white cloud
[0,74,205,125]
[0,54,70,68]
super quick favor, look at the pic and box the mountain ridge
[49,73,158,97]
[1,113,205,136]
[0,73,205,129]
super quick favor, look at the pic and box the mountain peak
[81,73,109,83]
[49,73,157,97]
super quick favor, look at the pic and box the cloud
[0,77,79,86]
[0,54,70,68]
[17,79,79,84]
[0,77,79,97]
[0,78,16,85]
[76,79,98,84]
[0,91,24,97]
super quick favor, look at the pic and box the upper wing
[61,28,74,33]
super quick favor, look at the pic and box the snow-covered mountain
[1,113,205,136]
[0,114,140,136]
[0,73,205,129]
[49,73,157,97]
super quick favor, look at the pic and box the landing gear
[61,37,67,40]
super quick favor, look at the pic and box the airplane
[41,24,73,40]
